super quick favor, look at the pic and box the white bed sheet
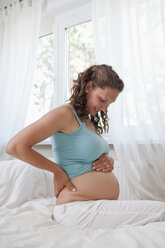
[0,159,165,248]
[0,197,165,248]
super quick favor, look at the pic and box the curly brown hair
[69,64,124,134]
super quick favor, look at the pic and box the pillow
[0,159,54,208]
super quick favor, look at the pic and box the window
[27,3,95,143]
[52,3,92,107]
[25,33,54,126]
[66,21,95,99]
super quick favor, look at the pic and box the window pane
[67,21,95,99]
[25,33,54,126]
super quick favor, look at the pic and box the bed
[0,159,165,248]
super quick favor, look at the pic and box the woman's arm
[6,106,77,196]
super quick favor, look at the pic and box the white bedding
[0,160,165,248]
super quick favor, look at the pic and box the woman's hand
[93,154,114,173]
[53,167,77,198]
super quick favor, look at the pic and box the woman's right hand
[53,167,77,198]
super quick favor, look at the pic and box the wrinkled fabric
[53,199,165,230]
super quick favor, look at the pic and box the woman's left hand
[93,154,114,172]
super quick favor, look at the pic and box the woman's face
[85,81,119,116]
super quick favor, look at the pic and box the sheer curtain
[0,0,43,160]
[91,0,165,201]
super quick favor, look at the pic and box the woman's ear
[85,81,93,93]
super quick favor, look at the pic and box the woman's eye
[100,98,105,102]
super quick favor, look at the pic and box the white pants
[52,200,165,230]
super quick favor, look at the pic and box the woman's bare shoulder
[39,104,75,132]
[8,105,75,146]
[47,104,74,122]
[55,104,73,114]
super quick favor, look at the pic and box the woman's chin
[87,107,97,116]
[91,112,97,117]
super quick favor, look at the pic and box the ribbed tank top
[51,104,109,179]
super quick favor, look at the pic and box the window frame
[52,2,91,108]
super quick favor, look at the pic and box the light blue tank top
[51,104,109,179]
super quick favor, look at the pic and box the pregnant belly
[56,171,120,205]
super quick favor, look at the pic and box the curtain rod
[1,0,46,10]
[1,0,27,9]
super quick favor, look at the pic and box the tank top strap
[67,104,82,124]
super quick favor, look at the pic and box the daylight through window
[25,33,54,126]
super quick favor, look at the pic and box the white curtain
[0,0,43,160]
[91,0,165,201]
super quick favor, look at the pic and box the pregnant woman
[6,64,125,229]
